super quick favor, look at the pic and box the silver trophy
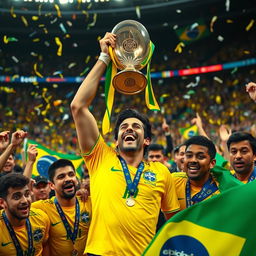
[111,20,151,95]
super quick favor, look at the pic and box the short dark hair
[114,109,152,140]
[0,173,29,199]
[147,144,165,154]
[173,143,186,154]
[227,132,256,154]
[48,159,75,183]
[184,136,216,160]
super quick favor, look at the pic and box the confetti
[213,76,223,83]
[0,87,15,93]
[217,35,224,42]
[53,100,62,107]
[29,31,37,37]
[3,36,18,44]
[10,7,16,18]
[54,4,62,18]
[210,16,217,32]
[55,37,63,56]
[135,6,141,19]
[59,23,67,34]
[173,24,178,30]
[225,0,230,12]
[174,42,185,53]
[32,16,39,21]
[68,62,76,69]
[226,19,233,23]
[246,19,255,31]
[44,41,50,47]
[62,114,69,121]
[186,76,200,88]
[66,21,72,27]
[82,10,89,19]
[33,38,40,42]
[21,16,28,27]
[38,4,42,16]
[50,17,58,24]
[72,43,78,47]
[231,67,238,74]
[85,56,91,63]
[176,9,182,13]
[243,50,250,54]
[87,13,97,30]
[216,95,222,104]
[33,63,43,78]
[80,67,89,76]
[11,56,19,63]
[190,22,199,30]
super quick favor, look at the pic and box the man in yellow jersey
[227,132,256,183]
[173,136,234,211]
[32,159,91,256]
[71,32,180,256]
[0,173,50,256]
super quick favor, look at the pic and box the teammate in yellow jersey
[32,159,91,256]
[71,32,180,256]
[0,173,50,256]
[227,132,256,184]
[173,136,220,211]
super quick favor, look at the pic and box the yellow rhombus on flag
[25,139,84,179]
[179,124,198,140]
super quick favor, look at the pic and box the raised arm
[23,144,38,178]
[70,32,116,153]
[0,130,27,172]
[191,112,209,139]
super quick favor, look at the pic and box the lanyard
[54,198,80,244]
[233,167,256,183]
[118,156,144,197]
[186,175,219,208]
[247,167,256,183]
[2,211,34,256]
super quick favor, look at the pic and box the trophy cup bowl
[111,20,150,95]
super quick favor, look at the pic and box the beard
[61,182,78,199]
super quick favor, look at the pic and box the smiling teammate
[0,173,50,256]
[32,159,91,256]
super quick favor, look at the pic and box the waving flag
[179,124,198,139]
[25,139,84,179]
[143,181,256,256]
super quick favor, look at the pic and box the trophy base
[112,70,147,95]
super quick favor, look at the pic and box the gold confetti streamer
[33,63,43,78]
[174,42,185,53]
[33,38,40,42]
[32,16,39,21]
[210,16,217,32]
[87,13,97,29]
[85,55,91,63]
[226,19,233,23]
[82,10,89,19]
[55,37,62,56]
[10,7,16,18]
[246,19,255,31]
[21,16,28,27]
[54,4,62,18]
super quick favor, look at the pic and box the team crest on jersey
[143,171,157,185]
[80,212,90,223]
[33,229,43,242]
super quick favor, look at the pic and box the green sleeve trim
[163,208,180,214]
[80,134,101,157]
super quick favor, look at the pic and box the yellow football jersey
[32,196,91,256]
[0,208,50,256]
[82,135,180,256]
[173,172,220,210]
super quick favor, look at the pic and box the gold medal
[126,197,135,207]
[71,249,78,256]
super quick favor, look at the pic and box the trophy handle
[112,70,147,95]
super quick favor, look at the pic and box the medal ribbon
[54,198,80,244]
[232,167,256,183]
[186,175,219,207]
[2,211,34,256]
[118,156,144,197]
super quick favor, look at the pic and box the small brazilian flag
[25,139,84,179]
[143,181,256,256]
[176,19,210,45]
[179,124,198,139]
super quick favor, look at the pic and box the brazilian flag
[25,139,84,179]
[176,19,210,45]
[143,181,256,256]
[179,124,198,139]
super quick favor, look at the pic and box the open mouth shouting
[62,182,75,193]
[17,204,30,216]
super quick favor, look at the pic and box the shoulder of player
[172,172,188,180]
[145,161,170,173]
[29,207,49,219]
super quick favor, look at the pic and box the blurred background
[0,0,255,155]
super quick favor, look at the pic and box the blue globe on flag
[37,155,58,178]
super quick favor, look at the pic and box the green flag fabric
[175,19,210,45]
[25,139,84,179]
[143,181,256,256]
[179,124,198,139]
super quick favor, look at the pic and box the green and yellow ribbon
[102,41,159,135]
